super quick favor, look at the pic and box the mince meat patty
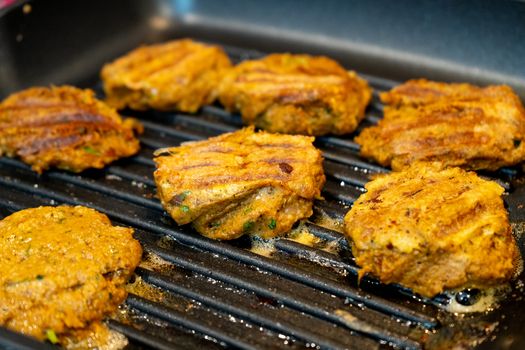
[0,206,142,342]
[355,79,525,171]
[344,163,519,297]
[218,53,372,136]
[0,86,142,173]
[154,127,326,240]
[101,39,232,112]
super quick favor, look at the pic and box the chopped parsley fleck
[243,220,255,233]
[36,274,44,280]
[268,218,277,230]
[180,205,190,213]
[46,329,59,344]
[211,222,221,228]
[83,146,100,155]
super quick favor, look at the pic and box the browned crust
[344,163,519,297]
[154,127,326,239]
[0,85,142,173]
[355,79,525,170]
[218,53,372,136]
[101,38,232,112]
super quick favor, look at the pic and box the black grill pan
[1,1,525,349]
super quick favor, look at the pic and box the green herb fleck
[46,329,59,344]
[36,274,44,280]
[243,220,255,233]
[211,222,221,228]
[83,146,100,155]
[180,205,190,213]
[268,218,277,230]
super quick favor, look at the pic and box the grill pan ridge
[1,9,525,350]
[0,44,524,350]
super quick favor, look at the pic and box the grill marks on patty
[154,127,325,240]
[101,38,232,112]
[355,79,525,171]
[218,53,372,136]
[0,86,142,173]
[344,163,519,297]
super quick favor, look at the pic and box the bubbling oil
[440,286,509,314]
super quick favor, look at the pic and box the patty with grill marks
[218,53,372,136]
[101,39,232,112]
[0,86,142,173]
[344,163,519,297]
[355,79,525,171]
[0,206,142,343]
[154,127,325,240]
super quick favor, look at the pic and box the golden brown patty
[344,163,518,297]
[154,127,325,240]
[101,39,232,112]
[0,85,142,173]
[355,79,525,171]
[218,53,372,136]
[0,206,142,342]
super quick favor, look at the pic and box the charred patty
[101,39,232,112]
[154,127,325,240]
[0,206,142,342]
[355,79,525,171]
[218,53,372,136]
[344,163,519,297]
[0,85,142,173]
